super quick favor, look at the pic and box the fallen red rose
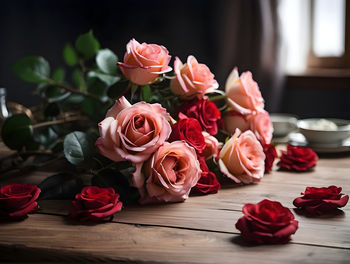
[192,157,221,194]
[177,98,221,135]
[262,143,278,173]
[235,199,298,244]
[293,185,349,215]
[69,186,123,221]
[0,184,41,220]
[277,145,318,172]
[169,115,206,154]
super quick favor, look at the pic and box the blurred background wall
[1,0,349,118]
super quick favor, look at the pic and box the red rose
[192,157,221,194]
[263,143,278,173]
[169,116,206,154]
[0,184,41,220]
[177,98,221,135]
[293,186,349,215]
[235,199,298,244]
[69,186,123,221]
[277,145,318,172]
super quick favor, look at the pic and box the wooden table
[0,145,350,263]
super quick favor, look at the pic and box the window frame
[307,0,350,68]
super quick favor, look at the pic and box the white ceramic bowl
[298,118,350,144]
[270,113,298,137]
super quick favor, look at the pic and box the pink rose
[117,39,172,85]
[201,131,222,160]
[219,129,265,184]
[136,141,201,204]
[223,110,250,135]
[249,111,273,144]
[96,96,171,164]
[170,56,218,100]
[225,67,264,115]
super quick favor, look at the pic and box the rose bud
[201,131,222,160]
[69,186,122,222]
[218,129,265,184]
[293,186,349,215]
[236,199,299,244]
[277,145,318,172]
[136,141,201,204]
[96,96,172,164]
[223,110,250,135]
[176,98,221,135]
[170,56,218,100]
[168,115,206,154]
[0,184,41,221]
[262,143,278,173]
[192,157,221,195]
[249,110,273,145]
[225,67,264,115]
[117,39,172,85]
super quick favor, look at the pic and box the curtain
[215,0,284,112]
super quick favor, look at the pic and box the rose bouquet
[1,32,277,205]
[4,32,350,247]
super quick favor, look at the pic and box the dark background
[1,0,349,119]
[0,0,220,106]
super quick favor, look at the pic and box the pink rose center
[138,44,163,63]
[157,154,186,185]
[239,140,261,169]
[123,115,155,146]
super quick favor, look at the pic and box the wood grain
[1,144,350,263]
[0,214,349,264]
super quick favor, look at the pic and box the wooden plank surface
[0,214,349,264]
[1,144,350,263]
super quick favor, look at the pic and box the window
[279,0,350,73]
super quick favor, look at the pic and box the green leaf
[34,127,59,149]
[141,85,151,102]
[52,67,65,82]
[87,71,120,86]
[63,43,78,66]
[81,97,108,120]
[72,68,86,91]
[87,78,107,98]
[63,94,85,104]
[63,131,94,165]
[45,86,71,103]
[1,114,33,150]
[38,173,83,200]
[75,31,100,59]
[96,49,118,75]
[107,80,129,99]
[13,56,50,83]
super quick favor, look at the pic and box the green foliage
[38,173,83,200]
[72,68,84,91]
[81,97,109,120]
[34,127,59,149]
[52,68,65,82]
[141,85,151,102]
[63,43,78,66]
[1,114,33,150]
[13,56,50,83]
[75,31,100,59]
[87,71,120,87]
[63,131,95,165]
[96,49,118,75]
